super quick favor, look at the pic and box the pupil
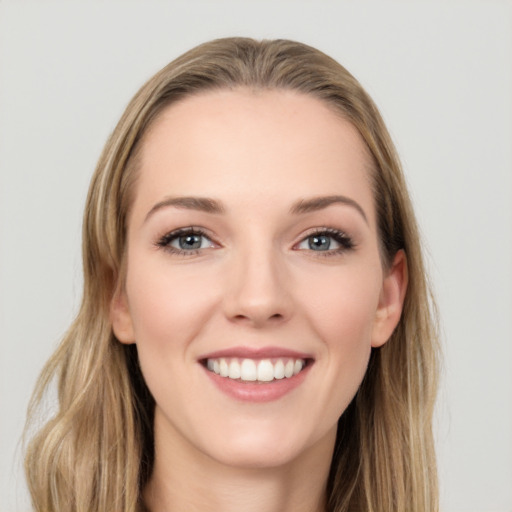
[179,234,201,250]
[309,235,330,251]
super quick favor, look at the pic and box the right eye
[157,228,215,255]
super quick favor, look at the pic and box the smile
[199,347,314,402]
[206,357,306,382]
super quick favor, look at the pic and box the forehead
[134,88,375,221]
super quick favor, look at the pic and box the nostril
[230,312,285,325]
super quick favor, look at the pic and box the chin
[199,422,334,471]
[220,444,295,469]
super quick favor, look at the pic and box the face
[112,89,406,470]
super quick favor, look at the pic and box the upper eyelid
[295,227,352,241]
[156,227,216,247]
[299,226,348,235]
[160,226,213,239]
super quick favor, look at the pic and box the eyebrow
[145,194,367,224]
[290,195,368,224]
[145,196,225,222]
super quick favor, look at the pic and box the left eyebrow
[290,195,368,225]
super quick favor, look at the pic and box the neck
[143,410,335,512]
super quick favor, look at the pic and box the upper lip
[199,346,314,361]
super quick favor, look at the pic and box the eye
[171,233,211,251]
[156,228,215,254]
[295,229,354,254]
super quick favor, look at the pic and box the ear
[110,286,136,345]
[371,249,408,348]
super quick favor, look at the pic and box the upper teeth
[206,358,305,382]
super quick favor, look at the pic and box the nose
[223,244,293,328]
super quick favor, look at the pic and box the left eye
[297,234,338,251]
[296,231,353,252]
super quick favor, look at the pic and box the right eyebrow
[144,196,225,223]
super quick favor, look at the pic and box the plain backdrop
[1,1,511,511]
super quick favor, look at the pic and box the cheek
[124,256,221,413]
[296,265,381,409]
[299,263,381,345]
[124,253,220,351]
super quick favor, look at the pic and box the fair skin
[111,89,407,512]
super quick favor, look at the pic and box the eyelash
[298,228,355,257]
[155,227,213,256]
[155,227,355,257]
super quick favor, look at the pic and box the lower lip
[202,364,312,403]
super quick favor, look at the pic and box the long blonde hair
[24,37,439,512]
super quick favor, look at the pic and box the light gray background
[1,1,511,511]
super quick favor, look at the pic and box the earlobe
[371,249,408,348]
[110,287,136,344]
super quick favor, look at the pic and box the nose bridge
[224,232,291,325]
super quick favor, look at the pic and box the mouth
[198,346,315,403]
[198,347,314,402]
[202,357,312,383]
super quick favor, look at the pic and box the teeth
[284,360,294,378]
[294,359,304,374]
[257,359,274,382]
[219,358,229,377]
[206,357,307,382]
[274,359,285,379]
[240,359,257,381]
[228,359,241,379]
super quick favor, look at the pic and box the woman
[24,37,439,512]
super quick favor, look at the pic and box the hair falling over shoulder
[24,37,440,512]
